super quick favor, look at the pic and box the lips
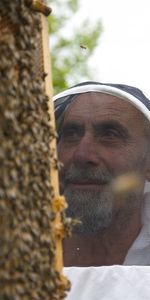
[67,177,109,184]
[67,180,108,189]
[69,180,106,184]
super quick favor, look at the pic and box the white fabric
[64,266,150,300]
[64,192,150,299]
[53,84,150,121]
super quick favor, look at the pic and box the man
[54,81,150,267]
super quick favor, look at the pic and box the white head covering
[54,81,150,192]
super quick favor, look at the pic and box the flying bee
[111,172,142,195]
[80,44,87,50]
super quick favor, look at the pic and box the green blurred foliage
[47,0,103,94]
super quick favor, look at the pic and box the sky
[75,0,150,95]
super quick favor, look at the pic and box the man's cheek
[107,153,135,175]
[58,167,66,194]
[58,151,73,173]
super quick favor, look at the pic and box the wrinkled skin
[58,92,150,266]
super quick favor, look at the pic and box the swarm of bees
[0,0,70,299]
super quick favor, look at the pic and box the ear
[145,162,150,182]
[146,171,150,182]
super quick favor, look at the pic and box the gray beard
[64,187,113,234]
[61,165,141,234]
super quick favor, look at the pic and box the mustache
[61,164,113,185]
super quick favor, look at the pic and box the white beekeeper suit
[64,189,150,300]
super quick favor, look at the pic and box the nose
[73,134,99,167]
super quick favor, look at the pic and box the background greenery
[47,0,103,94]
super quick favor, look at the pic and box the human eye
[61,123,83,142]
[94,122,129,144]
[102,127,122,138]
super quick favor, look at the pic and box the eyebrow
[62,121,83,129]
[60,120,130,140]
[60,122,84,135]
[93,120,130,139]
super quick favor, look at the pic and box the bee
[112,172,142,195]
[31,0,52,16]
[80,44,87,50]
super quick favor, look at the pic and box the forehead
[63,92,144,125]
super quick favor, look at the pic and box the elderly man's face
[58,93,149,234]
